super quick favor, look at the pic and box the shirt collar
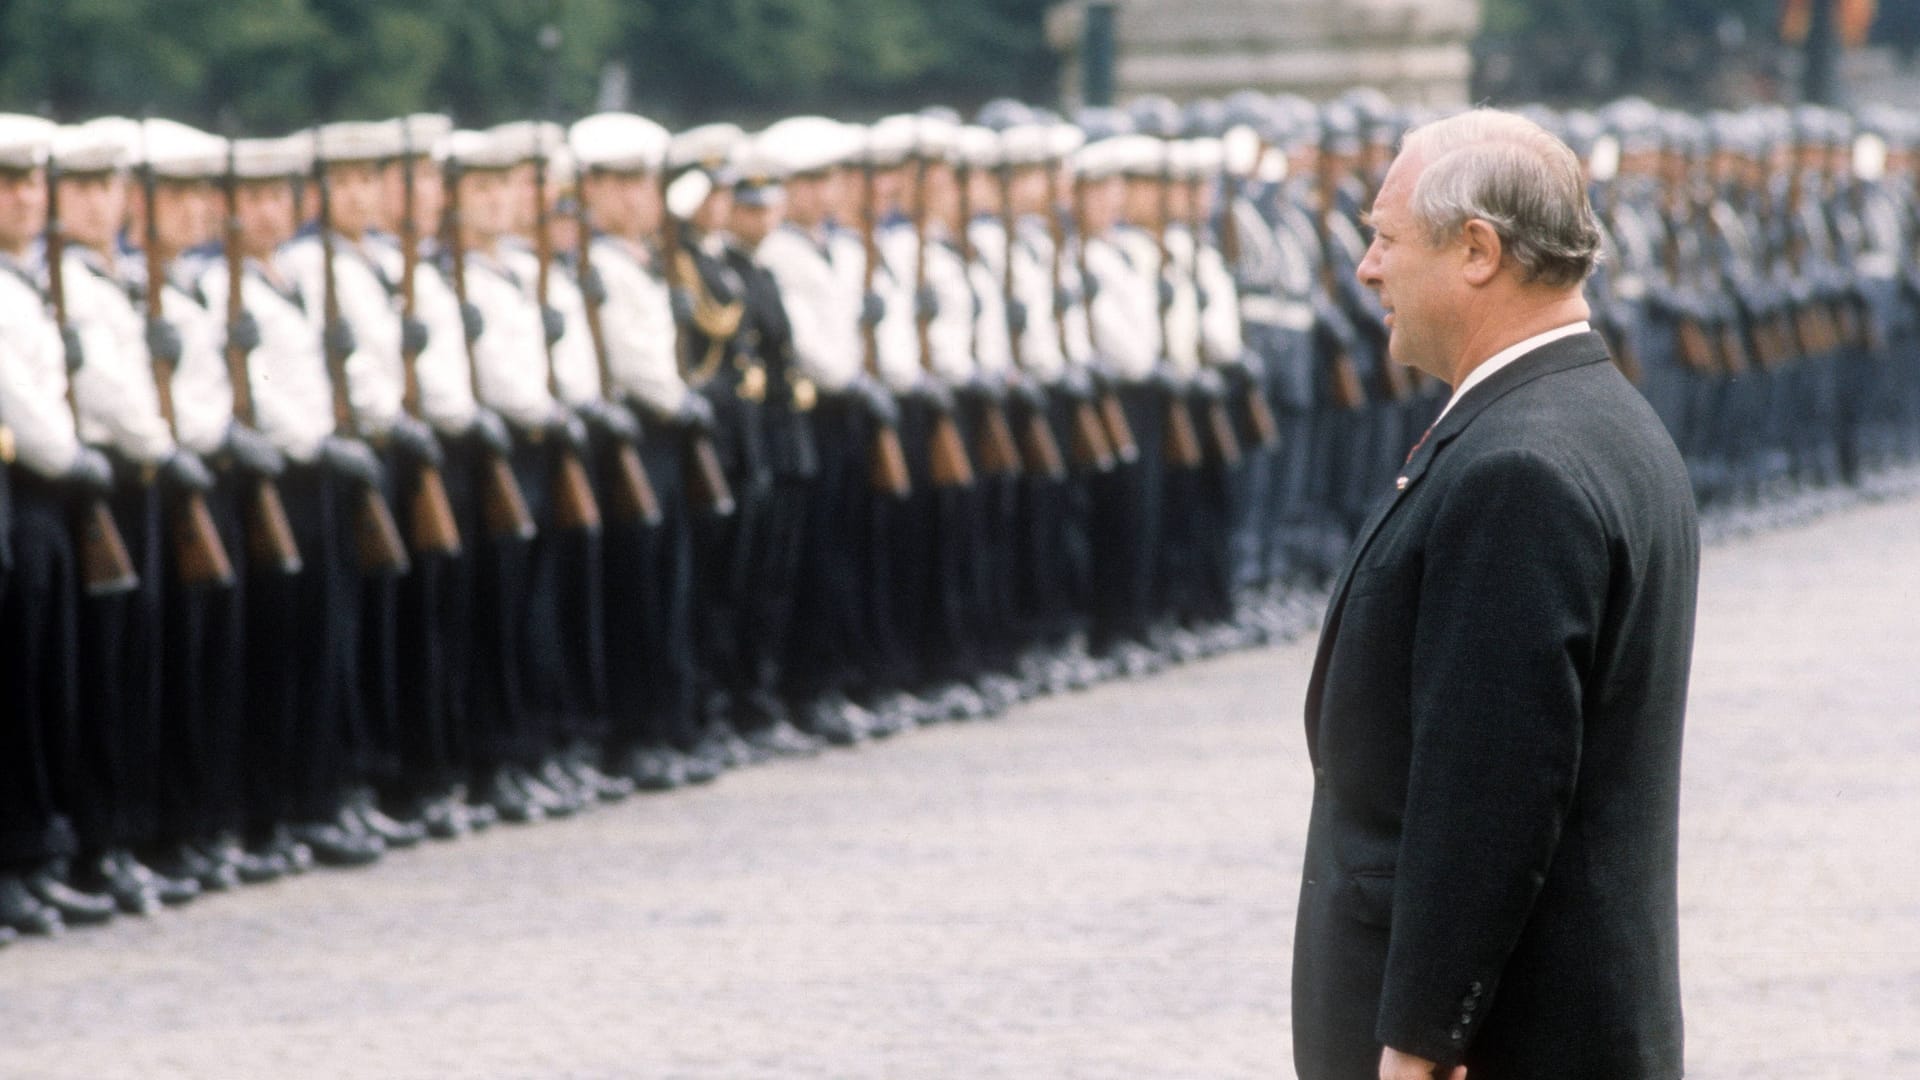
[1431,320,1590,426]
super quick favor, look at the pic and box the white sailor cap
[755,116,860,177]
[52,118,133,174]
[487,120,567,165]
[315,120,401,164]
[1106,134,1167,178]
[393,114,453,157]
[667,123,744,173]
[955,126,999,170]
[997,123,1053,168]
[665,169,715,221]
[0,114,55,171]
[864,115,919,168]
[1069,138,1123,181]
[1048,123,1086,160]
[1171,137,1224,181]
[443,129,518,172]
[231,135,312,181]
[138,118,228,181]
[914,115,961,162]
[570,112,671,174]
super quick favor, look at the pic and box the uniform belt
[1237,294,1314,332]
[1854,254,1898,280]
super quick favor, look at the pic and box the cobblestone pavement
[2,495,1916,1080]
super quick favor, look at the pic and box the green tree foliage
[0,0,1058,133]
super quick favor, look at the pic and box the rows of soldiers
[3,88,1918,942]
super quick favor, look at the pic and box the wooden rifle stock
[1046,164,1111,473]
[996,164,1067,480]
[46,159,139,596]
[140,157,236,589]
[1186,174,1278,448]
[221,141,303,575]
[954,161,1022,478]
[314,136,410,575]
[444,158,538,542]
[911,147,975,489]
[858,156,913,498]
[656,173,740,516]
[394,120,463,557]
[1156,161,1205,470]
[1071,180,1140,466]
[573,197,662,527]
[531,136,602,534]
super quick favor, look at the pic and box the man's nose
[1355,244,1380,290]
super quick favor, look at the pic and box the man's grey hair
[1399,109,1603,288]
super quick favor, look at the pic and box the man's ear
[1459,218,1503,286]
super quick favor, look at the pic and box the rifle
[220,134,303,575]
[955,154,1021,477]
[1185,171,1245,467]
[657,171,738,516]
[530,131,603,534]
[1208,171,1281,447]
[137,150,236,588]
[573,198,664,527]
[314,133,412,575]
[46,159,141,596]
[858,154,914,498]
[441,158,538,542]
[1155,154,1204,470]
[997,161,1066,481]
[910,141,975,489]
[1310,173,1368,411]
[1070,173,1140,465]
[1044,157,1115,473]
[395,120,463,556]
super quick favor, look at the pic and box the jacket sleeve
[1376,448,1607,1066]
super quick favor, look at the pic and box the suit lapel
[1303,331,1614,760]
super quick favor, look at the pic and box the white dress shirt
[1433,321,1592,427]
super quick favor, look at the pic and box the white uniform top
[499,242,602,408]
[965,218,1015,380]
[160,266,236,456]
[279,231,407,437]
[456,247,566,431]
[0,254,83,476]
[1081,230,1161,382]
[920,230,980,383]
[1002,216,1094,384]
[867,221,921,392]
[1162,225,1243,370]
[408,251,481,434]
[60,248,176,463]
[755,223,862,392]
[586,235,687,414]
[195,256,338,463]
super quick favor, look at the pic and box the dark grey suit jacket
[1291,331,1698,1078]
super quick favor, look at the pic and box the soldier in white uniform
[440,127,615,822]
[198,133,389,871]
[752,116,907,742]
[280,120,447,850]
[132,120,291,891]
[47,119,210,913]
[0,114,123,939]
[570,111,720,789]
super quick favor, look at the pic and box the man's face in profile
[1356,150,1463,381]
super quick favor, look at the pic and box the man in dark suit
[1292,109,1699,1080]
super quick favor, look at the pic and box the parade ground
[2,493,1916,1079]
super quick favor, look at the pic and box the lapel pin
[1395,476,1409,491]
